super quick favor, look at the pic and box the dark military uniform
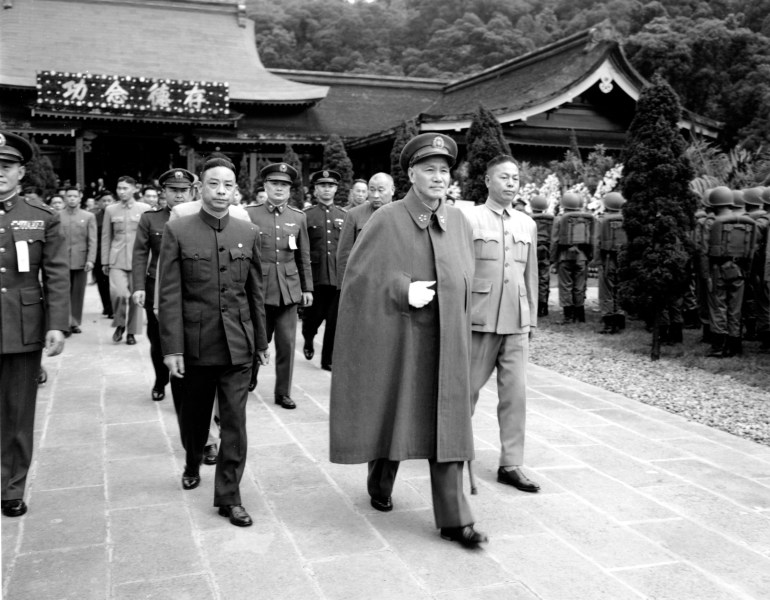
[302,170,346,370]
[158,209,267,507]
[133,205,174,392]
[245,190,312,402]
[531,211,553,317]
[93,206,113,316]
[595,197,627,333]
[1,179,70,510]
[550,202,595,323]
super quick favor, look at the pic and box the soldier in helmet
[530,195,553,316]
[694,189,716,343]
[700,186,757,357]
[596,192,626,333]
[550,192,595,323]
[741,187,768,344]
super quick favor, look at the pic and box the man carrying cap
[330,133,487,548]
[0,131,70,517]
[301,169,346,371]
[245,163,313,408]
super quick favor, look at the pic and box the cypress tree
[322,134,354,207]
[237,153,254,204]
[617,74,696,360]
[463,104,509,204]
[24,139,58,199]
[390,119,419,199]
[281,144,304,209]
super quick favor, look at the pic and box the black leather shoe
[182,469,200,490]
[321,363,332,372]
[497,467,540,492]
[218,504,253,527]
[440,525,488,548]
[303,342,314,360]
[63,329,72,338]
[1,499,28,517]
[370,496,393,512]
[275,395,296,410]
[126,334,136,345]
[70,325,82,334]
[151,387,165,401]
[112,326,125,342]
[203,444,218,465]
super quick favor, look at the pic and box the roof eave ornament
[586,19,618,52]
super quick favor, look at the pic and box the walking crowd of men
[2,126,769,550]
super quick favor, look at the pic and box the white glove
[408,280,436,308]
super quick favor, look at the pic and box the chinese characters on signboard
[36,71,230,119]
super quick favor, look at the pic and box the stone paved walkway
[2,285,770,599]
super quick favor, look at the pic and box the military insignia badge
[433,136,444,149]
[323,170,329,178]
[174,171,183,180]
[279,164,288,172]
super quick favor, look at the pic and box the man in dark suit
[245,163,313,408]
[132,168,194,402]
[336,172,394,286]
[159,156,269,527]
[0,131,70,517]
[93,191,114,318]
[301,169,346,371]
[59,185,96,335]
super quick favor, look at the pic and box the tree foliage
[390,119,420,199]
[24,139,58,199]
[247,0,770,149]
[617,75,696,360]
[463,105,509,204]
[322,134,354,206]
[281,144,305,209]
[237,154,254,204]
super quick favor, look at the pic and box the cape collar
[403,188,447,231]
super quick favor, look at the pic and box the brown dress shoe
[275,395,296,409]
[218,505,253,527]
[440,525,488,547]
[497,467,540,492]
[203,444,218,465]
[370,496,393,512]
[1,499,28,517]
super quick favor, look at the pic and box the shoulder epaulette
[24,196,54,213]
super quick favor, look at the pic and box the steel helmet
[602,192,625,210]
[708,186,733,207]
[742,187,764,207]
[731,189,745,208]
[530,195,548,211]
[560,192,582,210]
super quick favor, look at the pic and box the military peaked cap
[261,162,298,184]
[0,131,33,164]
[399,133,457,172]
[310,169,341,185]
[159,168,195,188]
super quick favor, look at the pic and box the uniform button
[0,267,5,273]
[220,266,226,272]
[0,248,5,253]
[0,288,6,293]
[276,261,279,265]
[327,240,331,244]
[221,287,227,293]
[219,247,225,252]
[327,230,331,233]
[505,263,510,267]
[505,247,509,251]
[504,279,509,284]
[0,211,4,216]
[0,228,4,233]
[277,237,280,240]
[327,251,331,255]
[221,307,227,312]
[275,225,280,229]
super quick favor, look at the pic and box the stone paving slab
[2,286,770,599]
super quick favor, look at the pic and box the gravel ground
[530,326,770,447]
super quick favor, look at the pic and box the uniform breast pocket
[181,248,212,282]
[229,247,253,282]
[473,229,500,260]
[510,232,532,263]
[470,278,493,326]
[14,229,45,266]
[111,217,126,233]
[20,287,45,345]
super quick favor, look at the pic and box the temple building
[0,0,720,189]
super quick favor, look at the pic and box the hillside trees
[463,105,510,204]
